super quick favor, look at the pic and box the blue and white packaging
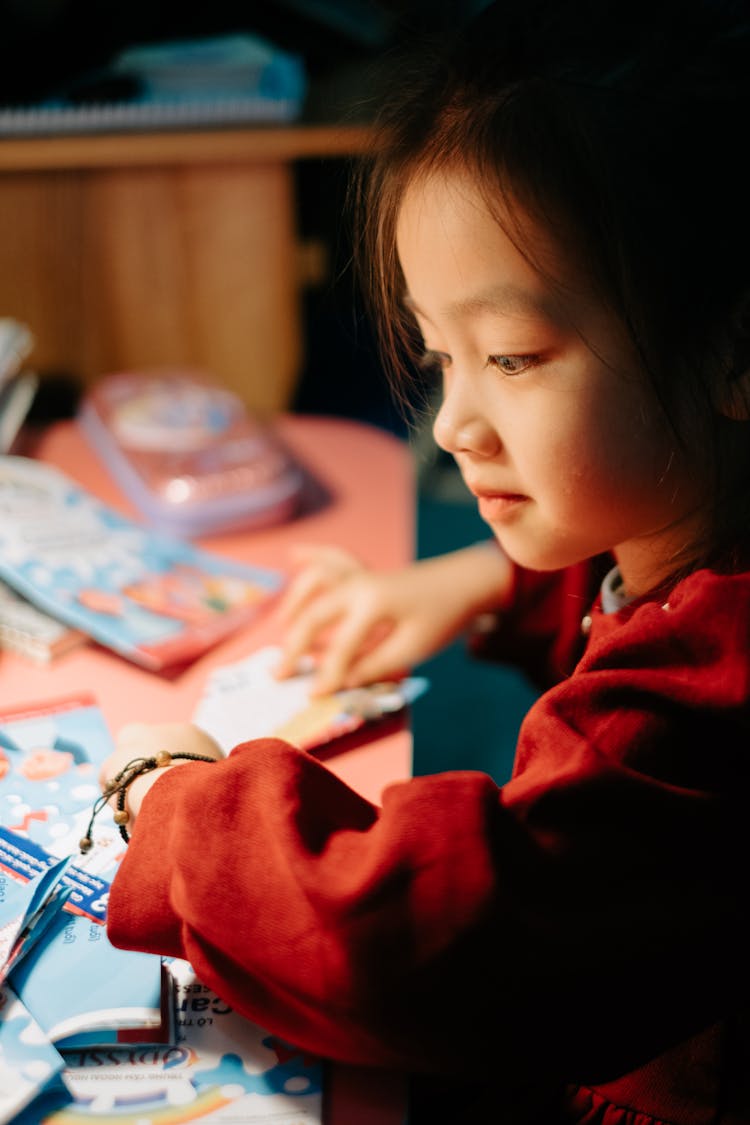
[0,984,69,1124]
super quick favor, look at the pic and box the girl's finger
[344,628,417,689]
[275,591,345,678]
[276,548,363,625]
[312,608,391,695]
[275,565,335,625]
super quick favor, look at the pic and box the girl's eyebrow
[404,283,561,324]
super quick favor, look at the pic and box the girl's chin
[486,525,594,574]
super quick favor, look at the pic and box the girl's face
[396,170,704,595]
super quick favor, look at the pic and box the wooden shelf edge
[0,123,375,171]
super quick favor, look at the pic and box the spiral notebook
[0,33,305,137]
[0,97,301,137]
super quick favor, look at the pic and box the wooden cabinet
[0,126,371,412]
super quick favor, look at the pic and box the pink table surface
[0,413,414,1124]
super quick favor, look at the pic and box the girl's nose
[432,376,500,458]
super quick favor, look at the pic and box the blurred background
[0,0,531,778]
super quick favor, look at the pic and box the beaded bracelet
[80,751,216,854]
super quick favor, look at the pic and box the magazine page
[0,456,282,669]
[0,694,124,880]
[195,644,429,752]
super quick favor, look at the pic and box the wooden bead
[79,837,92,853]
[155,751,173,768]
[114,809,130,826]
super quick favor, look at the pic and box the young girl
[100,2,750,1120]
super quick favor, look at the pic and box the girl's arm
[104,662,745,1092]
[97,722,225,817]
[274,540,513,694]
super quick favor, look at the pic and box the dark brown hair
[354,0,750,571]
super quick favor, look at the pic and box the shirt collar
[600,565,633,615]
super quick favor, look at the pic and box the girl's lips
[476,492,528,520]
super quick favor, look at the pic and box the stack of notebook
[0,318,36,457]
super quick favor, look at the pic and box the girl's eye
[487,354,538,376]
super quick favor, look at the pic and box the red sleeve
[106,569,750,1087]
[469,555,610,688]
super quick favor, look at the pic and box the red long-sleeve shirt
[107,559,750,1123]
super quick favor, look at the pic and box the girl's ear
[720,367,750,421]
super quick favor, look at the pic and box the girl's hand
[274,541,513,695]
[99,722,225,826]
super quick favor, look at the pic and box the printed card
[195,644,429,753]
